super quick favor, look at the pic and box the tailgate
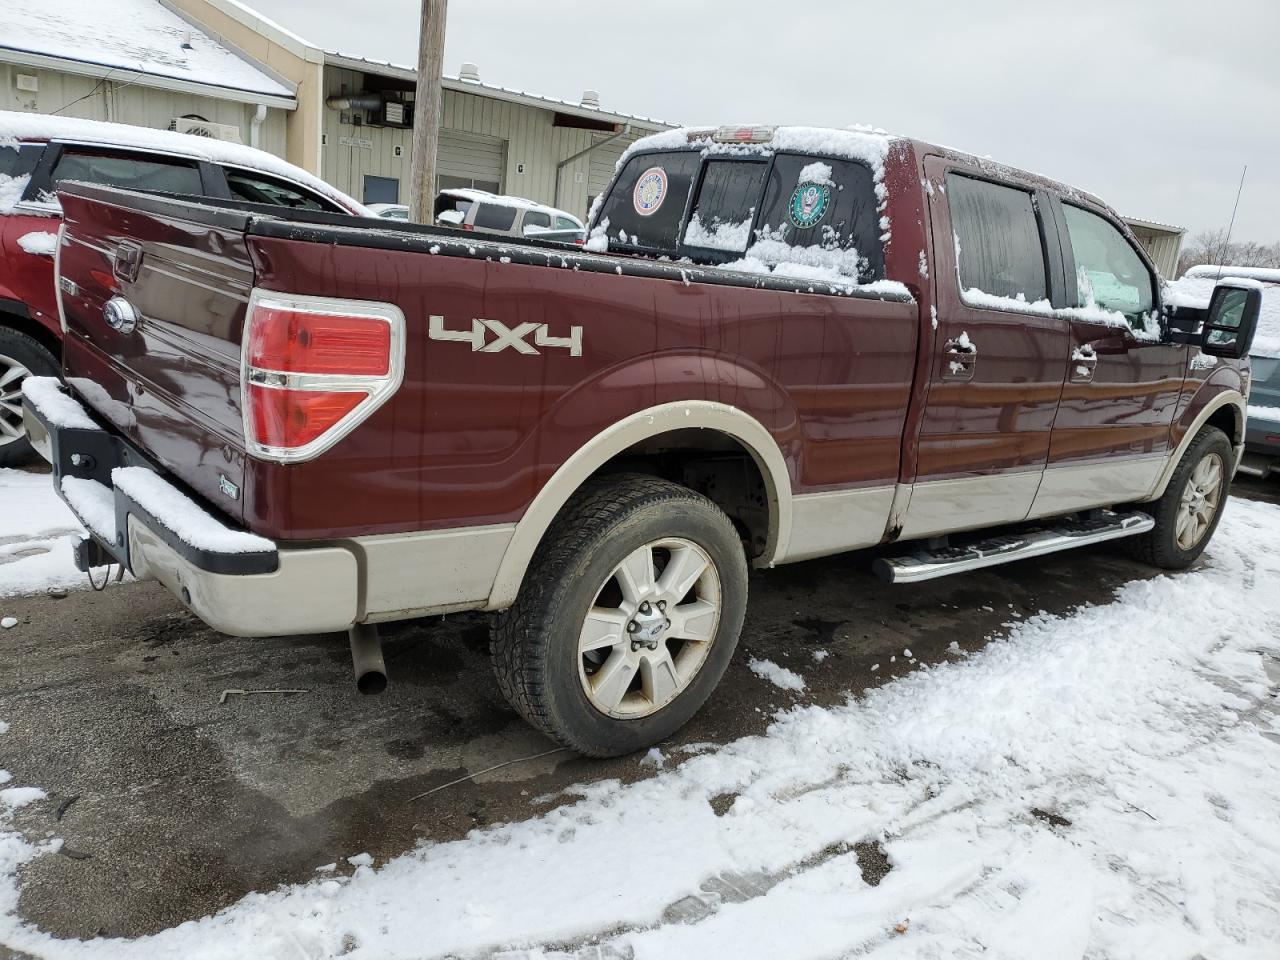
[56,183,255,524]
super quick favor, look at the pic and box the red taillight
[462,223,474,231]
[243,292,404,462]
[248,305,391,376]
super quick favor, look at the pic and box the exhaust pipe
[348,623,387,695]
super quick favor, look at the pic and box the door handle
[1071,345,1098,383]
[943,337,977,381]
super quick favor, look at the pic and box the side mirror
[1200,281,1262,359]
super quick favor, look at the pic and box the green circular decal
[788,182,831,229]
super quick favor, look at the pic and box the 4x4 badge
[428,315,582,357]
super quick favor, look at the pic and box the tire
[492,474,749,758]
[1125,426,1233,570]
[0,326,59,468]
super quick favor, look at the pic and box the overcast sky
[250,0,1279,243]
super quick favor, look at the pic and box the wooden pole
[408,0,447,223]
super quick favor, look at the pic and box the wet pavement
[0,475,1276,940]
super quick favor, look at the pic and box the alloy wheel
[577,537,722,719]
[1176,452,1224,551]
[0,354,31,447]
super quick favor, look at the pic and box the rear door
[902,158,1071,539]
[1029,198,1185,516]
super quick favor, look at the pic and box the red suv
[0,111,366,465]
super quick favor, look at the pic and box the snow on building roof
[0,110,363,213]
[0,0,294,105]
[322,51,674,131]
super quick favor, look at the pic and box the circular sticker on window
[632,166,669,217]
[788,182,831,229]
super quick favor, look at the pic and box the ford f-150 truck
[23,124,1261,757]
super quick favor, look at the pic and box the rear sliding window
[947,175,1047,304]
[684,159,768,253]
[595,151,701,251]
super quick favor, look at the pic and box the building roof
[1121,215,1186,237]
[0,0,295,107]
[322,51,674,132]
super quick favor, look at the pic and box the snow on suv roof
[1,0,292,101]
[0,112,363,213]
[440,188,582,223]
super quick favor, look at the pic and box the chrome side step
[873,510,1155,584]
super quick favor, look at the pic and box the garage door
[437,130,506,193]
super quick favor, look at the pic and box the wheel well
[1204,405,1241,447]
[0,306,61,363]
[590,428,772,558]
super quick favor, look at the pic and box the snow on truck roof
[0,0,293,102]
[0,111,364,213]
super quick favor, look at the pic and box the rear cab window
[947,174,1048,308]
[50,147,203,198]
[594,148,885,283]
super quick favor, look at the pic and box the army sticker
[632,167,668,216]
[788,181,831,229]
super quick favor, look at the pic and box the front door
[900,158,1071,540]
[1029,199,1186,517]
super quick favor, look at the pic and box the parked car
[25,124,1260,757]
[1171,265,1280,479]
[433,188,585,243]
[367,202,410,220]
[0,111,367,465]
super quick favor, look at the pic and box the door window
[226,169,339,212]
[1061,204,1154,321]
[51,148,202,196]
[947,175,1047,306]
[754,154,884,280]
[683,159,767,253]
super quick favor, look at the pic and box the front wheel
[1125,426,1233,569]
[491,475,748,757]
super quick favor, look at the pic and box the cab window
[224,168,339,212]
[0,143,41,179]
[755,155,885,281]
[595,151,701,252]
[1061,204,1154,321]
[947,174,1047,304]
[683,159,767,253]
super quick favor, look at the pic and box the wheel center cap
[630,605,668,648]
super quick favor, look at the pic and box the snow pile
[111,467,274,555]
[20,377,97,430]
[748,657,806,692]
[0,469,85,599]
[0,173,30,214]
[2,498,1278,956]
[684,213,752,252]
[1248,404,1280,422]
[15,231,56,256]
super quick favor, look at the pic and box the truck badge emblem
[788,182,831,229]
[218,474,240,500]
[428,315,582,357]
[632,166,668,217]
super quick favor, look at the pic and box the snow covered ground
[1,479,1279,957]
[0,469,85,602]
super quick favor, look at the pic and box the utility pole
[409,0,447,223]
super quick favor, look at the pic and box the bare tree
[1177,229,1280,277]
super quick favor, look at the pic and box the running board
[873,510,1155,584]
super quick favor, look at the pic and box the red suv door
[902,157,1071,539]
[1029,198,1186,517]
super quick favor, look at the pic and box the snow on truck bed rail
[2,496,1278,956]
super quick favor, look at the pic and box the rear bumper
[22,378,359,637]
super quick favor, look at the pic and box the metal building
[1122,216,1186,279]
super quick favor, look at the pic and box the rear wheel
[0,327,59,468]
[1126,426,1233,569]
[491,475,748,757]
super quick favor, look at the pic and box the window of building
[51,149,201,197]
[947,175,1047,305]
[227,169,338,212]
[683,159,768,253]
[1062,204,1154,320]
[438,174,500,194]
[361,174,399,206]
[472,203,517,231]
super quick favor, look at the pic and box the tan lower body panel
[781,486,896,563]
[1027,456,1166,521]
[898,471,1043,541]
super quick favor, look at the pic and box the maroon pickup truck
[23,125,1261,757]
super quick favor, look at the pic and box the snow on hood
[0,112,366,215]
